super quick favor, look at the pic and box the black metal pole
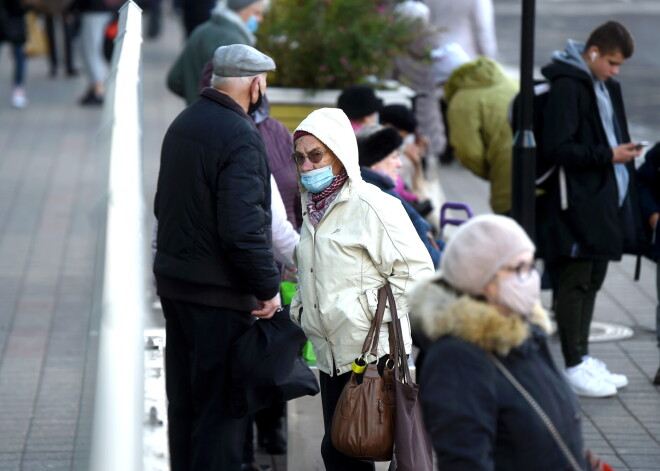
[511,0,536,239]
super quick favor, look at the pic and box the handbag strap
[385,284,414,386]
[361,286,389,358]
[488,353,583,471]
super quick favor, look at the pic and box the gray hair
[210,73,263,90]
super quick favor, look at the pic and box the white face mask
[497,270,541,316]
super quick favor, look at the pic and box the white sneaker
[565,362,617,398]
[11,89,28,109]
[582,355,629,389]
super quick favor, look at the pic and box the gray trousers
[79,12,112,85]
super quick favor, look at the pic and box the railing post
[90,2,146,470]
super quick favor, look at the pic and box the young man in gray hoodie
[537,20,647,398]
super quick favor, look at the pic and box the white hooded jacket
[290,108,435,376]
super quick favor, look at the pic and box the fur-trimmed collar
[409,278,552,356]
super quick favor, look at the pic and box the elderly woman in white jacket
[290,108,434,470]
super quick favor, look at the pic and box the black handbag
[229,305,320,418]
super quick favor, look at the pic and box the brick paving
[0,5,659,471]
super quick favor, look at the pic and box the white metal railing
[90,2,146,470]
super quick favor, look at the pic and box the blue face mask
[245,15,259,33]
[300,165,335,193]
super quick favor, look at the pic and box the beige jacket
[290,108,435,376]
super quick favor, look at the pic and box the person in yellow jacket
[439,44,519,214]
[289,107,434,471]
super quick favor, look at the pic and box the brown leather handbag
[331,286,396,461]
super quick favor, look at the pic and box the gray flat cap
[212,44,276,78]
[227,0,261,10]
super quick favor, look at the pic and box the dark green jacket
[166,5,254,105]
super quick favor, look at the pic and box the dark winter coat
[537,60,646,261]
[636,143,660,260]
[409,280,589,471]
[0,0,26,44]
[167,3,253,105]
[251,98,302,231]
[153,88,280,311]
[360,166,441,268]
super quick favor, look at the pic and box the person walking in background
[424,0,498,60]
[74,0,116,105]
[153,44,281,471]
[391,1,447,166]
[289,107,434,471]
[336,84,382,134]
[410,214,598,470]
[441,45,519,214]
[537,20,647,397]
[357,124,442,268]
[42,0,79,78]
[0,0,29,108]
[144,0,163,39]
[179,0,214,38]
[425,0,498,164]
[167,0,266,105]
[636,143,660,385]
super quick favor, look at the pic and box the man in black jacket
[153,44,280,471]
[537,21,646,398]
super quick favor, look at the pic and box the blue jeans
[1,42,26,86]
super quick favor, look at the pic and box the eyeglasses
[290,150,327,166]
[501,259,544,281]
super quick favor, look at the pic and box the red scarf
[306,170,349,227]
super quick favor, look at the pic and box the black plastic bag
[229,305,319,418]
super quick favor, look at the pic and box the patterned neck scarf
[306,169,349,227]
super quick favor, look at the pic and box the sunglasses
[290,149,327,166]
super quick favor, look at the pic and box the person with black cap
[154,44,280,471]
[358,125,442,268]
[336,84,383,133]
[379,103,435,218]
[167,0,267,105]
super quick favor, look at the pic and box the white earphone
[590,51,597,62]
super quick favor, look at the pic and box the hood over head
[293,108,362,190]
[444,56,507,102]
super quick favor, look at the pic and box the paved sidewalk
[0,6,659,471]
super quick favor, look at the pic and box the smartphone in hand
[634,141,651,150]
